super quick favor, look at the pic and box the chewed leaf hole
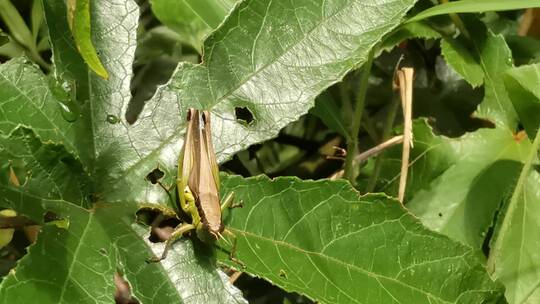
[135,208,179,243]
[145,168,164,184]
[114,272,139,304]
[43,211,60,222]
[234,107,254,125]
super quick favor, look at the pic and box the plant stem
[343,48,374,183]
[366,92,400,192]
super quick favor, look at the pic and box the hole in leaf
[88,193,100,203]
[145,168,164,184]
[114,272,139,304]
[43,211,60,222]
[5,160,28,187]
[136,208,180,243]
[234,107,254,125]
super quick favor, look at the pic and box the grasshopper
[149,108,239,262]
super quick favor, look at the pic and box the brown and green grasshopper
[149,108,239,262]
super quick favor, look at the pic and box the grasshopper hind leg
[223,229,245,268]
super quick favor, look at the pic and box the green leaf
[377,121,528,248]
[504,63,540,138]
[218,175,504,303]
[473,30,517,129]
[31,0,43,41]
[0,127,246,303]
[380,21,441,54]
[487,127,540,304]
[0,0,35,52]
[0,31,8,46]
[67,0,109,79]
[441,36,484,87]
[311,91,349,139]
[150,0,236,51]
[408,0,540,23]
[0,58,93,167]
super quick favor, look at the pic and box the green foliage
[218,176,503,303]
[67,0,109,78]
[0,0,539,303]
[408,0,540,23]
[150,0,236,51]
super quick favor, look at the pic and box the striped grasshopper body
[150,108,237,262]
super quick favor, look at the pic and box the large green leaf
[488,144,540,304]
[217,175,504,303]
[0,127,246,303]
[487,64,540,304]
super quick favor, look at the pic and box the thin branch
[355,135,404,163]
[329,135,404,180]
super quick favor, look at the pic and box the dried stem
[397,68,414,203]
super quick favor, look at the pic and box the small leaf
[380,21,441,53]
[31,0,44,40]
[504,63,540,138]
[311,91,349,139]
[67,0,109,79]
[441,36,484,87]
[150,0,236,51]
[408,0,540,23]
[0,0,35,51]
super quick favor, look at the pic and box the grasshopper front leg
[220,192,243,211]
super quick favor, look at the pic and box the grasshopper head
[195,221,224,243]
